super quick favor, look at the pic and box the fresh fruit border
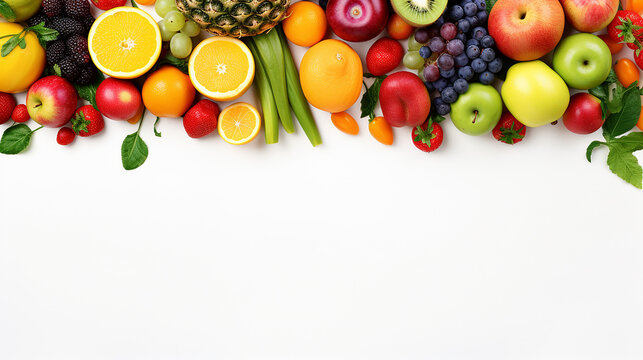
[1,0,643,189]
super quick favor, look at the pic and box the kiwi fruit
[391,0,448,27]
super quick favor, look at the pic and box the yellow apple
[501,60,570,127]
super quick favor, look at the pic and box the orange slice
[188,37,255,102]
[217,103,261,145]
[88,7,161,79]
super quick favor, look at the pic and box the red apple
[559,0,619,33]
[488,0,565,61]
[379,71,430,127]
[562,93,604,134]
[26,76,78,128]
[96,78,142,121]
[326,0,389,42]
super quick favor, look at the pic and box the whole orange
[142,65,196,118]
[300,39,363,113]
[282,1,327,47]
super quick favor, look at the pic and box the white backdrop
[1,2,643,359]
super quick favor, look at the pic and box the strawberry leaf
[71,111,90,134]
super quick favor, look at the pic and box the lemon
[0,22,45,93]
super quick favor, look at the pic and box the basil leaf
[603,82,641,138]
[0,124,39,155]
[74,71,105,110]
[607,145,643,189]
[360,75,386,120]
[0,0,16,21]
[586,141,604,162]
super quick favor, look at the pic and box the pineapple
[176,0,291,37]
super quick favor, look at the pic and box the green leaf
[153,117,162,137]
[28,23,59,43]
[607,145,643,189]
[131,0,139,8]
[586,141,604,162]
[154,54,189,74]
[360,75,386,121]
[0,124,41,155]
[121,112,148,170]
[609,132,643,153]
[1,30,24,57]
[74,71,105,110]
[603,82,642,138]
[53,64,62,77]
[486,0,498,13]
[71,110,90,134]
[0,0,16,21]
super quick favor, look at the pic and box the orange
[88,7,161,79]
[638,106,643,131]
[386,13,414,40]
[217,103,262,145]
[282,1,327,47]
[0,23,45,93]
[300,39,363,113]
[188,37,254,101]
[142,65,196,118]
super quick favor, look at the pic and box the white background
[1,2,643,359]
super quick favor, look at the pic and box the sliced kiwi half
[392,0,448,27]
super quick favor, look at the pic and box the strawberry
[90,0,126,11]
[634,48,643,70]
[412,118,443,152]
[366,37,404,77]
[492,111,526,145]
[607,10,643,51]
[71,105,104,137]
[0,92,17,125]
[57,127,76,145]
[183,99,220,138]
[11,104,30,123]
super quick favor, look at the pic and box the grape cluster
[403,0,502,115]
[155,0,202,59]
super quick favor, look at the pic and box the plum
[326,0,389,42]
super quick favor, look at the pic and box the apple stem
[472,110,478,124]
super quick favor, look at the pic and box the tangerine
[142,65,196,118]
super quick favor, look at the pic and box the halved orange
[88,7,161,79]
[217,103,261,145]
[188,37,255,102]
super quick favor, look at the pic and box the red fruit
[412,120,443,152]
[11,104,30,123]
[379,71,431,127]
[71,105,105,137]
[183,99,220,138]
[607,10,643,50]
[57,127,76,145]
[634,49,643,69]
[563,93,604,135]
[492,111,526,144]
[0,92,17,124]
[366,37,404,76]
[90,0,126,11]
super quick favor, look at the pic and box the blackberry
[46,40,67,65]
[57,56,80,82]
[49,17,85,38]
[76,65,96,85]
[66,35,90,65]
[80,15,95,34]
[64,0,91,19]
[27,11,49,27]
[42,0,63,17]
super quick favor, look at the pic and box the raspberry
[64,0,92,19]
[66,35,90,65]
[57,57,80,82]
[76,65,96,85]
[49,17,85,38]
[46,40,66,66]
[11,104,30,123]
[57,127,76,145]
[43,0,63,17]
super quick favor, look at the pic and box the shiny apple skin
[563,93,604,134]
[326,0,389,42]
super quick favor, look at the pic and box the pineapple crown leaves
[498,122,525,145]
[71,110,90,134]
[0,22,59,57]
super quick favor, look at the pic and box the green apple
[451,83,503,136]
[552,33,612,90]
[0,0,42,22]
[501,60,570,127]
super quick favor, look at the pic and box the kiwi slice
[392,0,448,27]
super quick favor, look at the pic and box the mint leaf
[153,117,161,137]
[360,75,386,120]
[607,145,643,189]
[0,0,16,21]
[0,124,42,154]
[74,71,105,110]
[121,110,148,170]
[586,141,605,162]
[603,82,641,138]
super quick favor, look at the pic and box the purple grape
[415,28,431,44]
[437,53,454,71]
[428,37,446,53]
[423,64,440,82]
[426,26,440,39]
[446,39,464,56]
[440,23,457,41]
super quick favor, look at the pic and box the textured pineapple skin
[176,0,291,37]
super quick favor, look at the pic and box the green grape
[408,34,422,51]
[158,20,177,42]
[164,10,186,32]
[155,0,177,18]
[403,51,424,70]
[417,67,425,82]
[180,20,201,37]
[170,33,192,59]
